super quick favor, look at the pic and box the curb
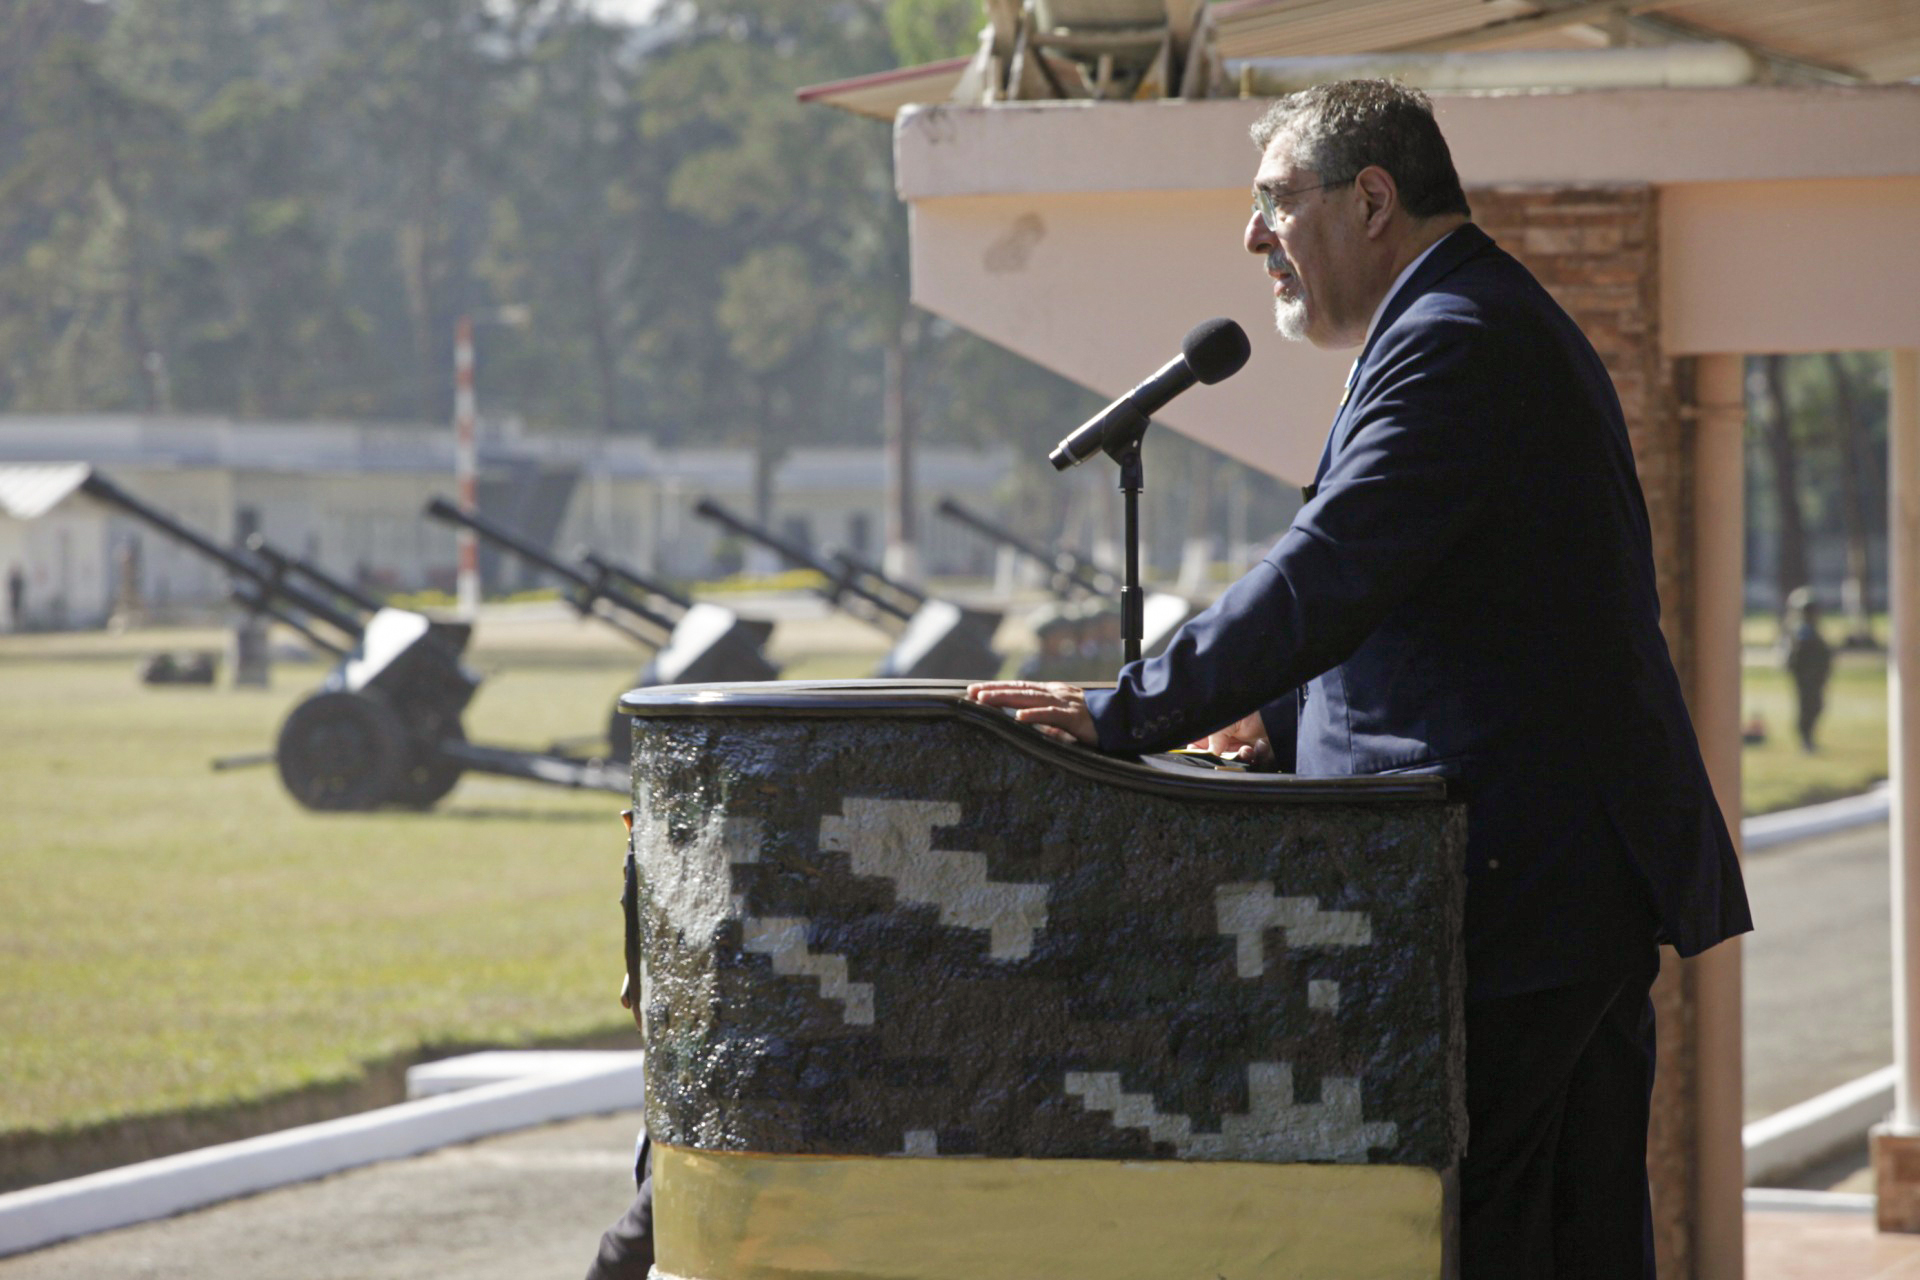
[1736,787,1893,1188]
[1742,784,1890,853]
[1745,1065,1895,1187]
[1745,1187,1876,1214]
[0,1051,644,1259]
[404,1048,641,1098]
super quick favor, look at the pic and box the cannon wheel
[275,690,406,811]
[388,714,466,810]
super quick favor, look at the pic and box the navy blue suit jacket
[1086,224,1751,1000]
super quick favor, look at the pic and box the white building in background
[0,464,111,632]
[0,415,1013,630]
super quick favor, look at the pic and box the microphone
[1049,318,1251,470]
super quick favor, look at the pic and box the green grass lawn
[0,627,875,1144]
[1740,648,1888,816]
[0,646,629,1139]
[0,615,1888,1146]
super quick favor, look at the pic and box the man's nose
[1245,208,1275,256]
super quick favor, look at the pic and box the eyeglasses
[1251,175,1354,231]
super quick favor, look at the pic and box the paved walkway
[1744,820,1893,1119]
[0,1106,1915,1279]
[0,1112,643,1280]
[1751,1209,1920,1279]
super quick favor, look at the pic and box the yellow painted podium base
[652,1143,1449,1280]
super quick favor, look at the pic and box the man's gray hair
[1250,80,1471,221]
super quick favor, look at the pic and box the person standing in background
[1782,586,1834,753]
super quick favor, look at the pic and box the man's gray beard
[1273,296,1309,343]
[1267,248,1308,341]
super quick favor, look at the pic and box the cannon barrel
[230,581,350,657]
[244,534,384,616]
[693,497,914,626]
[577,550,693,612]
[423,496,677,644]
[935,495,1113,598]
[79,471,365,638]
[830,547,926,616]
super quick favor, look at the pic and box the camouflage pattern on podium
[621,680,1466,1280]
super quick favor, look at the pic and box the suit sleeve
[1257,687,1298,773]
[1087,308,1508,754]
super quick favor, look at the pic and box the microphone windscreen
[1182,318,1251,385]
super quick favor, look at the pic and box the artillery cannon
[77,471,624,811]
[423,496,778,759]
[933,495,1197,679]
[935,494,1115,600]
[692,497,1003,679]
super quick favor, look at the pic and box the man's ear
[1355,166,1397,238]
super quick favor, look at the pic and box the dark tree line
[0,4,1074,435]
[0,0,1303,561]
[1746,351,1891,642]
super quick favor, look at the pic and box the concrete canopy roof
[798,0,1920,120]
[894,86,1920,481]
[1211,0,1920,83]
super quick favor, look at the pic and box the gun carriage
[78,471,624,811]
[692,497,1004,679]
[423,496,779,760]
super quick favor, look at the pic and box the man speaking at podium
[968,80,1750,1278]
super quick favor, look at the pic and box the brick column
[1469,185,1736,1279]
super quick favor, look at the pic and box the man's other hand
[620,975,644,1033]
[1191,710,1274,768]
[965,681,1097,747]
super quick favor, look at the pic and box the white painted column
[1692,353,1746,1279]
[1891,350,1920,1131]
[454,315,480,620]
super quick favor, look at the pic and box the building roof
[1210,0,1919,82]
[0,463,88,520]
[798,0,1919,120]
[794,56,974,120]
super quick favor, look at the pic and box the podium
[618,679,1467,1280]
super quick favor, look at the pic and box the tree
[172,79,368,416]
[319,0,505,420]
[1754,354,1809,615]
[0,36,185,411]
[634,3,897,522]
[475,4,659,434]
[1825,352,1877,646]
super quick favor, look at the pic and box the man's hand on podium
[965,681,1097,747]
[1192,709,1274,769]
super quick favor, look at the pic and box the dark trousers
[1460,970,1659,1279]
[584,1135,654,1280]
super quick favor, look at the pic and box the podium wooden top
[619,678,1445,805]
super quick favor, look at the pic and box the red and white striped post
[454,314,479,619]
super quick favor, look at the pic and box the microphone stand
[1103,423,1151,667]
